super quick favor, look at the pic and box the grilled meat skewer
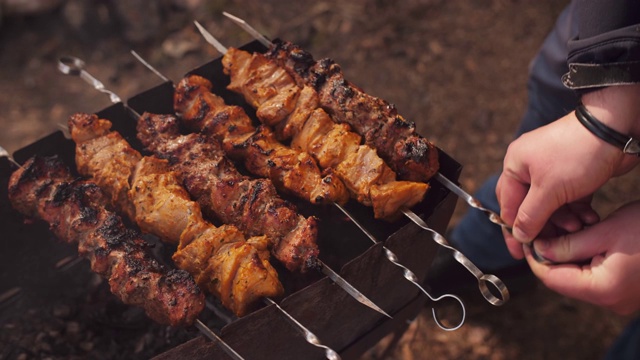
[219,48,429,220]
[136,112,320,273]
[69,113,284,316]
[7,155,205,326]
[173,75,349,206]
[263,40,440,183]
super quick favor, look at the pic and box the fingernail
[530,241,555,265]
[512,226,530,243]
[584,213,599,225]
[534,239,549,250]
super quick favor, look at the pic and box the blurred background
[1,0,637,359]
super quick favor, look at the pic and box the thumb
[511,183,562,243]
[531,225,607,264]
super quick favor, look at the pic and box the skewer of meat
[136,112,319,274]
[229,26,439,183]
[199,18,510,306]
[7,154,205,327]
[68,112,284,317]
[222,13,513,233]
[172,77,349,207]
[219,47,428,221]
[5,152,247,359]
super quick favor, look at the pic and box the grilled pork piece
[69,113,284,316]
[69,114,141,220]
[8,155,204,326]
[173,75,349,206]
[136,112,320,273]
[132,156,283,316]
[221,48,429,220]
[264,39,440,183]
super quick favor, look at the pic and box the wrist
[580,84,640,139]
[575,104,640,156]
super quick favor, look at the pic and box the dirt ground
[1,0,638,359]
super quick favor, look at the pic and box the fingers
[512,183,567,243]
[566,200,600,226]
[497,170,562,243]
[495,166,528,251]
[524,245,600,301]
[524,247,640,315]
[503,228,524,259]
[495,169,528,228]
[531,226,606,264]
[547,200,599,234]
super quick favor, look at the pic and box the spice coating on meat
[136,112,320,273]
[173,74,349,206]
[68,113,284,316]
[265,39,440,182]
[8,155,204,326]
[221,47,429,220]
[68,114,141,220]
[132,156,283,316]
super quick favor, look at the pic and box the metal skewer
[263,298,340,360]
[127,49,391,320]
[205,297,339,360]
[222,12,272,47]
[215,15,511,306]
[194,319,246,360]
[434,172,511,232]
[334,204,465,331]
[401,209,509,305]
[0,146,22,168]
[205,298,340,360]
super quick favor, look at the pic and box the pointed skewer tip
[319,261,391,319]
[193,20,228,55]
[220,11,272,47]
[0,146,21,168]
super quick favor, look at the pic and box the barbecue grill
[0,40,463,359]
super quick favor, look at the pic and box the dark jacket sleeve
[562,0,640,90]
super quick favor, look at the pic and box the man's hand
[525,201,640,315]
[497,112,626,248]
[496,85,640,251]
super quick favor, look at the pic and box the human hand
[497,112,629,247]
[525,200,640,315]
[496,86,640,247]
